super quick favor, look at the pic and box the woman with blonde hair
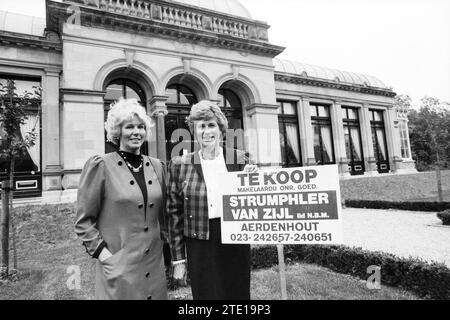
[75,98,168,300]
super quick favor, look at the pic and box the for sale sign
[221,165,343,244]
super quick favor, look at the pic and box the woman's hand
[243,164,259,173]
[172,262,188,286]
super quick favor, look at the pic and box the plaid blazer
[166,148,249,261]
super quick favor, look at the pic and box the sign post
[220,165,343,299]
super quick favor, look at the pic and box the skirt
[185,218,251,300]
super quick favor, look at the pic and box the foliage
[437,209,450,225]
[252,245,450,300]
[340,170,450,202]
[0,79,41,168]
[407,96,450,171]
[344,199,450,212]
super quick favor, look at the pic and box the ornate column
[298,96,316,166]
[331,101,350,176]
[149,95,168,160]
[360,104,378,175]
[42,68,62,191]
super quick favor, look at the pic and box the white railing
[66,0,268,41]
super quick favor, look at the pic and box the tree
[408,96,450,171]
[407,96,450,202]
[0,79,40,278]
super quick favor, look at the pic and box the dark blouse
[117,151,148,207]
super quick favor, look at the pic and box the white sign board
[221,165,343,245]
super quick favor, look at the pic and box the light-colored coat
[75,152,168,300]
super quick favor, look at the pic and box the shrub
[437,210,450,225]
[345,200,450,212]
[251,244,450,300]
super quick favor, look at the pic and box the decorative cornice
[60,88,106,96]
[274,72,396,98]
[0,30,62,52]
[246,103,279,116]
[46,0,285,58]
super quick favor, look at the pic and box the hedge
[345,200,450,212]
[251,244,450,300]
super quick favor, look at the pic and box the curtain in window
[344,132,351,160]
[350,127,362,161]
[285,123,300,164]
[313,125,322,163]
[375,128,387,161]
[19,114,40,171]
[321,126,334,163]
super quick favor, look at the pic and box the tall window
[342,107,364,175]
[218,88,244,150]
[310,104,335,165]
[278,101,301,167]
[0,76,42,198]
[165,84,198,158]
[104,78,147,154]
[370,109,389,173]
[399,120,411,159]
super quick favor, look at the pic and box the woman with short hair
[167,100,257,300]
[75,98,168,300]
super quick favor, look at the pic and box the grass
[0,203,422,300]
[340,170,450,202]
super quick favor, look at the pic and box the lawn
[340,170,450,202]
[0,203,421,300]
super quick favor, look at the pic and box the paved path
[341,208,450,267]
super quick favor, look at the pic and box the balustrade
[66,0,267,42]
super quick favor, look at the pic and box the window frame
[277,100,302,167]
[310,103,335,165]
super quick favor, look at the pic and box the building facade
[0,0,416,201]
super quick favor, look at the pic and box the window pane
[318,106,329,117]
[350,127,362,161]
[285,123,301,164]
[225,90,241,109]
[0,78,40,98]
[105,84,123,101]
[125,86,141,102]
[320,126,334,163]
[344,131,351,159]
[373,128,387,161]
[374,111,383,121]
[342,108,349,120]
[277,102,282,114]
[313,125,322,163]
[279,124,287,165]
[218,93,225,108]
[283,102,296,115]
[348,108,357,120]
[310,105,318,117]
[179,85,196,105]
[165,88,178,104]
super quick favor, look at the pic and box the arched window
[104,79,146,104]
[165,84,198,158]
[218,88,244,150]
[165,84,197,106]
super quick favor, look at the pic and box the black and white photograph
[0,0,449,307]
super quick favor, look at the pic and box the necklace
[119,151,143,173]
